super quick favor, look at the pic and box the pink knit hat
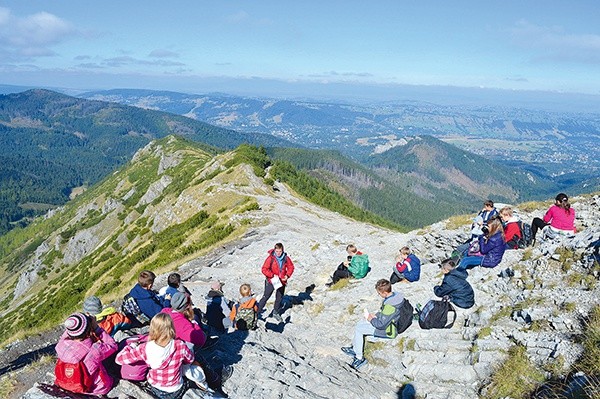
[65,313,88,338]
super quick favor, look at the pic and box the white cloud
[0,7,75,61]
[509,20,600,64]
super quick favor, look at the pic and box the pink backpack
[119,335,149,381]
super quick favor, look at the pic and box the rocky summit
[1,138,598,399]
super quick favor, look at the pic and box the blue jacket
[478,232,506,268]
[434,268,474,309]
[129,283,168,319]
[393,254,421,282]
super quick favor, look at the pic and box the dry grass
[446,214,473,230]
[483,345,545,399]
[328,278,350,291]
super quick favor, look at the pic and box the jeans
[351,319,376,360]
[457,255,484,271]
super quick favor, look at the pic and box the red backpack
[54,358,93,394]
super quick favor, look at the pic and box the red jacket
[261,249,294,286]
[504,221,522,249]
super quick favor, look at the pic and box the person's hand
[367,314,375,321]
[481,226,489,236]
[282,276,288,282]
[343,261,349,267]
[165,294,172,301]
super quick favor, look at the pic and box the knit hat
[65,313,89,338]
[83,296,102,316]
[210,280,224,291]
[171,292,189,312]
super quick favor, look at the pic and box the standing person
[55,313,118,395]
[457,217,506,271]
[434,259,474,309]
[340,279,406,371]
[116,313,194,399]
[326,244,369,287]
[390,247,421,284]
[531,193,576,243]
[500,207,522,250]
[257,242,295,323]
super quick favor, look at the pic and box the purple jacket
[478,232,506,268]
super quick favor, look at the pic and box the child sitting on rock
[55,313,118,395]
[341,279,406,370]
[127,270,170,323]
[116,312,194,399]
[434,259,474,309]
[390,247,421,284]
[205,280,233,333]
[229,283,258,330]
[326,244,370,287]
[83,295,132,336]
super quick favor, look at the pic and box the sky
[1,1,600,100]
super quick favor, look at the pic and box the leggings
[257,279,285,315]
[531,217,549,239]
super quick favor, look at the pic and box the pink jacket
[55,328,118,395]
[160,308,206,349]
[544,205,576,232]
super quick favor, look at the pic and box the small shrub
[478,326,492,338]
[309,302,325,316]
[521,248,533,261]
[347,304,357,315]
[561,302,576,312]
[310,243,320,251]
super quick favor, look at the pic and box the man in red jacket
[257,242,295,323]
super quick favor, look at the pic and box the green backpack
[348,254,370,279]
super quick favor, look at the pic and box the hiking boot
[325,281,333,288]
[351,357,368,370]
[273,312,284,323]
[220,365,234,384]
[341,346,356,357]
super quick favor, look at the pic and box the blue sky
[1,1,600,98]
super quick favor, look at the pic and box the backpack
[418,298,457,329]
[119,335,149,381]
[394,299,414,334]
[348,254,370,279]
[517,221,533,248]
[54,358,93,394]
[121,294,150,325]
[234,301,257,331]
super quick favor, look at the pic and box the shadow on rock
[397,383,416,399]
[280,283,315,314]
[0,343,56,375]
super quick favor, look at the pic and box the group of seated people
[55,271,259,398]
[339,193,577,371]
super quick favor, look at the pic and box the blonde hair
[500,206,513,217]
[149,313,175,347]
[138,270,156,288]
[239,283,252,297]
[399,246,410,256]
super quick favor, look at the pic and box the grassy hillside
[0,137,271,343]
[0,89,296,236]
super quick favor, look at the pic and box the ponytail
[555,193,571,214]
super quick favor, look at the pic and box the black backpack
[517,221,533,248]
[418,298,456,329]
[394,299,414,334]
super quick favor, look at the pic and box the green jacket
[348,254,370,279]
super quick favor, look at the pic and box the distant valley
[81,88,600,181]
